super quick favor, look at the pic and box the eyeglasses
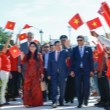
[77,40,83,42]
[44,46,49,48]
[30,46,36,47]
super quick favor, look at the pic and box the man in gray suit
[18,32,34,88]
[19,32,34,54]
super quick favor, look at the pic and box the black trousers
[44,69,51,100]
[98,72,110,103]
[65,76,76,102]
[6,71,19,99]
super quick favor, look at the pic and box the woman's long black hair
[26,42,39,62]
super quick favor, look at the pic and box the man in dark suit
[70,35,94,108]
[47,41,69,108]
[43,43,51,101]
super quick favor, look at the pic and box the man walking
[47,41,69,108]
[70,35,94,108]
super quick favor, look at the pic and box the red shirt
[93,50,98,62]
[0,52,11,72]
[0,57,1,70]
[7,52,18,71]
[106,59,110,77]
[97,52,105,71]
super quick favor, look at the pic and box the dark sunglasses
[77,40,83,42]
[44,46,49,48]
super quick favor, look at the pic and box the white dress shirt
[55,51,60,61]
[44,52,49,69]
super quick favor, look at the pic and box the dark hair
[77,35,84,40]
[26,42,39,62]
[60,35,68,40]
[54,41,60,45]
[50,44,54,47]
[43,43,49,46]
[27,32,34,37]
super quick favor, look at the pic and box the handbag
[40,80,47,91]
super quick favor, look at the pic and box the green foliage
[0,27,14,50]
[0,27,9,44]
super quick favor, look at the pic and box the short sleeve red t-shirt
[93,50,98,62]
[0,57,1,70]
[0,52,11,72]
[7,52,18,71]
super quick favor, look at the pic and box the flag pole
[33,26,44,44]
[15,28,23,46]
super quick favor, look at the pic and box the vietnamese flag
[86,17,102,30]
[102,2,110,17]
[34,40,39,44]
[23,24,32,29]
[98,2,110,27]
[68,13,84,30]
[9,46,21,58]
[5,21,16,30]
[19,33,27,44]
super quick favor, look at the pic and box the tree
[0,27,14,50]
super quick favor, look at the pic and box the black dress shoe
[77,104,82,108]
[65,101,69,103]
[94,101,105,107]
[71,100,74,103]
[84,100,88,106]
[12,98,17,101]
[0,102,10,107]
[59,102,64,106]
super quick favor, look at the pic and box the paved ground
[1,97,105,110]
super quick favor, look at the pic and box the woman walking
[21,42,44,107]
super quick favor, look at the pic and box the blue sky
[0,0,110,44]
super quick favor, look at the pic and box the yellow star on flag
[13,49,17,53]
[92,22,97,27]
[9,24,13,27]
[21,36,24,38]
[73,19,79,24]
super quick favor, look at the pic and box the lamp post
[67,26,71,44]
[67,26,71,40]
[39,30,43,44]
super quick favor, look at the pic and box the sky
[0,0,110,45]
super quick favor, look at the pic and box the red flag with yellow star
[98,2,110,27]
[9,46,21,58]
[23,24,32,29]
[86,17,102,30]
[101,2,110,17]
[68,13,84,30]
[5,21,16,30]
[19,33,27,44]
[34,40,39,44]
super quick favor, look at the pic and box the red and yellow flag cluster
[5,21,32,30]
[68,2,110,30]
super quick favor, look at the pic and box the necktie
[79,47,83,68]
[79,47,83,58]
[56,52,60,61]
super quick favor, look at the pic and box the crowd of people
[0,31,110,110]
